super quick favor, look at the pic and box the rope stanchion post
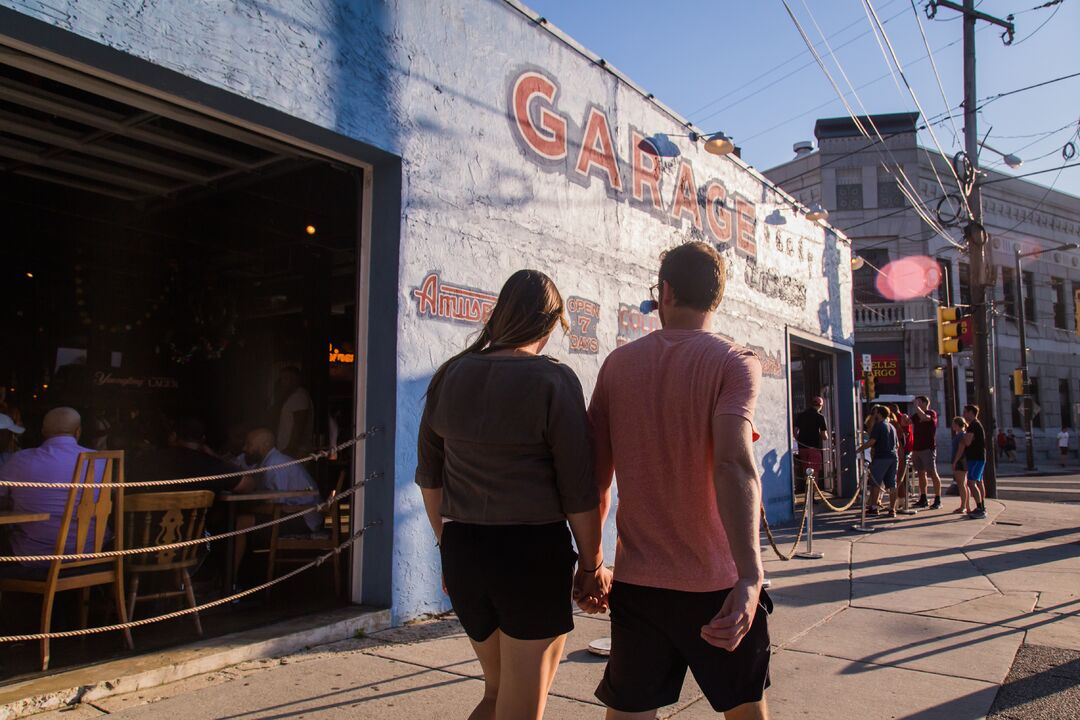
[851,458,876,534]
[897,453,918,516]
[795,469,824,560]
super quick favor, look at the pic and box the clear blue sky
[524,0,1080,196]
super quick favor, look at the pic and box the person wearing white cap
[0,412,25,467]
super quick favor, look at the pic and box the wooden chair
[266,468,346,598]
[0,451,133,670]
[123,490,215,636]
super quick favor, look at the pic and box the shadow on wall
[761,448,793,524]
[820,228,849,343]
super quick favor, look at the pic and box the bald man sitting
[0,407,112,572]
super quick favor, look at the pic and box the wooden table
[220,490,319,592]
[0,511,50,525]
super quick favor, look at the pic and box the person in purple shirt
[0,407,109,568]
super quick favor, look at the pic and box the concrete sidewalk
[32,499,1080,719]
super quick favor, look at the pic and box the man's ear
[661,280,678,307]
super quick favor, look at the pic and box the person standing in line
[910,396,943,509]
[889,404,913,512]
[793,396,828,489]
[588,242,771,720]
[273,367,314,459]
[950,417,971,514]
[416,269,607,720]
[953,405,987,519]
[1058,427,1071,468]
[857,405,899,518]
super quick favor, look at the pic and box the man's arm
[702,414,763,651]
[588,365,615,526]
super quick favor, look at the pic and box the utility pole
[928,0,1015,499]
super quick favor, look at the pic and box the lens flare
[874,256,942,301]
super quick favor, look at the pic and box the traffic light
[937,306,963,355]
[1012,368,1027,396]
[865,372,876,400]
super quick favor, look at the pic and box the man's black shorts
[440,521,576,642]
[596,582,772,713]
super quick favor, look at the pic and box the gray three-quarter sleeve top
[415,354,598,525]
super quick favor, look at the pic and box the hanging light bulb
[806,204,829,223]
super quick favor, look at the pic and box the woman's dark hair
[426,270,568,397]
[872,404,893,421]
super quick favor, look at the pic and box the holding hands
[573,561,612,614]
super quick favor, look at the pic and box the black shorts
[440,521,576,642]
[596,582,772,713]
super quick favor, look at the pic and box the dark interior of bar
[0,60,363,681]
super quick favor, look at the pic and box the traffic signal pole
[1013,248,1036,471]
[932,0,1015,499]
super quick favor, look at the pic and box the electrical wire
[988,120,1079,140]
[860,0,974,221]
[908,0,963,147]
[980,162,1080,186]
[1010,0,1065,45]
[788,0,961,248]
[687,0,903,118]
[978,71,1080,108]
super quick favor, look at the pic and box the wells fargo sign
[866,354,901,386]
[508,68,758,259]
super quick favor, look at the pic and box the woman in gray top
[416,269,607,720]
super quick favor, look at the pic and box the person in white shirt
[274,367,314,458]
[1058,428,1071,468]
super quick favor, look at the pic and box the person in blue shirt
[857,405,899,518]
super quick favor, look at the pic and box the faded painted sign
[412,273,497,325]
[567,296,600,354]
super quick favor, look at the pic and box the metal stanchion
[897,454,917,516]
[851,458,875,534]
[796,469,824,559]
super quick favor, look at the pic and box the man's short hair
[915,395,930,404]
[658,242,726,312]
[963,404,980,417]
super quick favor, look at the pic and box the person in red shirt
[909,396,943,509]
[587,242,770,719]
[890,403,914,512]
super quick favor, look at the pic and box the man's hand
[700,577,761,651]
[573,565,612,614]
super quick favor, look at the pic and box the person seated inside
[128,417,249,499]
[0,407,111,575]
[0,412,25,467]
[232,428,321,581]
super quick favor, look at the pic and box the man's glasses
[640,283,660,314]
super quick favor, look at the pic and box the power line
[909,0,963,147]
[980,162,1080,186]
[693,3,912,126]
[687,0,903,118]
[1010,0,1065,45]
[977,71,1080,107]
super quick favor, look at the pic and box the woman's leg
[495,633,568,720]
[953,470,968,512]
[468,631,501,720]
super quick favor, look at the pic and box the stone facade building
[767,113,1080,461]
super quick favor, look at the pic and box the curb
[0,607,391,719]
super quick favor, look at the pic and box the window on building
[853,248,891,304]
[1030,376,1043,429]
[1023,270,1036,323]
[1001,266,1016,322]
[958,262,972,308]
[1061,379,1074,429]
[836,168,863,210]
[877,166,906,208]
[1052,277,1068,329]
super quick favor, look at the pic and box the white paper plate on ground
[587,637,612,657]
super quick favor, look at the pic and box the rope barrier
[760,483,811,561]
[0,429,379,489]
[0,521,381,643]
[0,478,379,563]
[812,477,863,513]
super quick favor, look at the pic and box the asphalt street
[994,472,1080,504]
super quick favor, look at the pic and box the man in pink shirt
[588,242,770,719]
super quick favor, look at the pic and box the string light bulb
[305,225,317,235]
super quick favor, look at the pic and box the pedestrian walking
[910,396,942,509]
[793,396,828,488]
[1058,427,1071,468]
[950,417,971,514]
[415,269,608,720]
[858,405,900,517]
[996,430,1008,461]
[1005,430,1018,461]
[953,405,987,519]
[588,242,771,719]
